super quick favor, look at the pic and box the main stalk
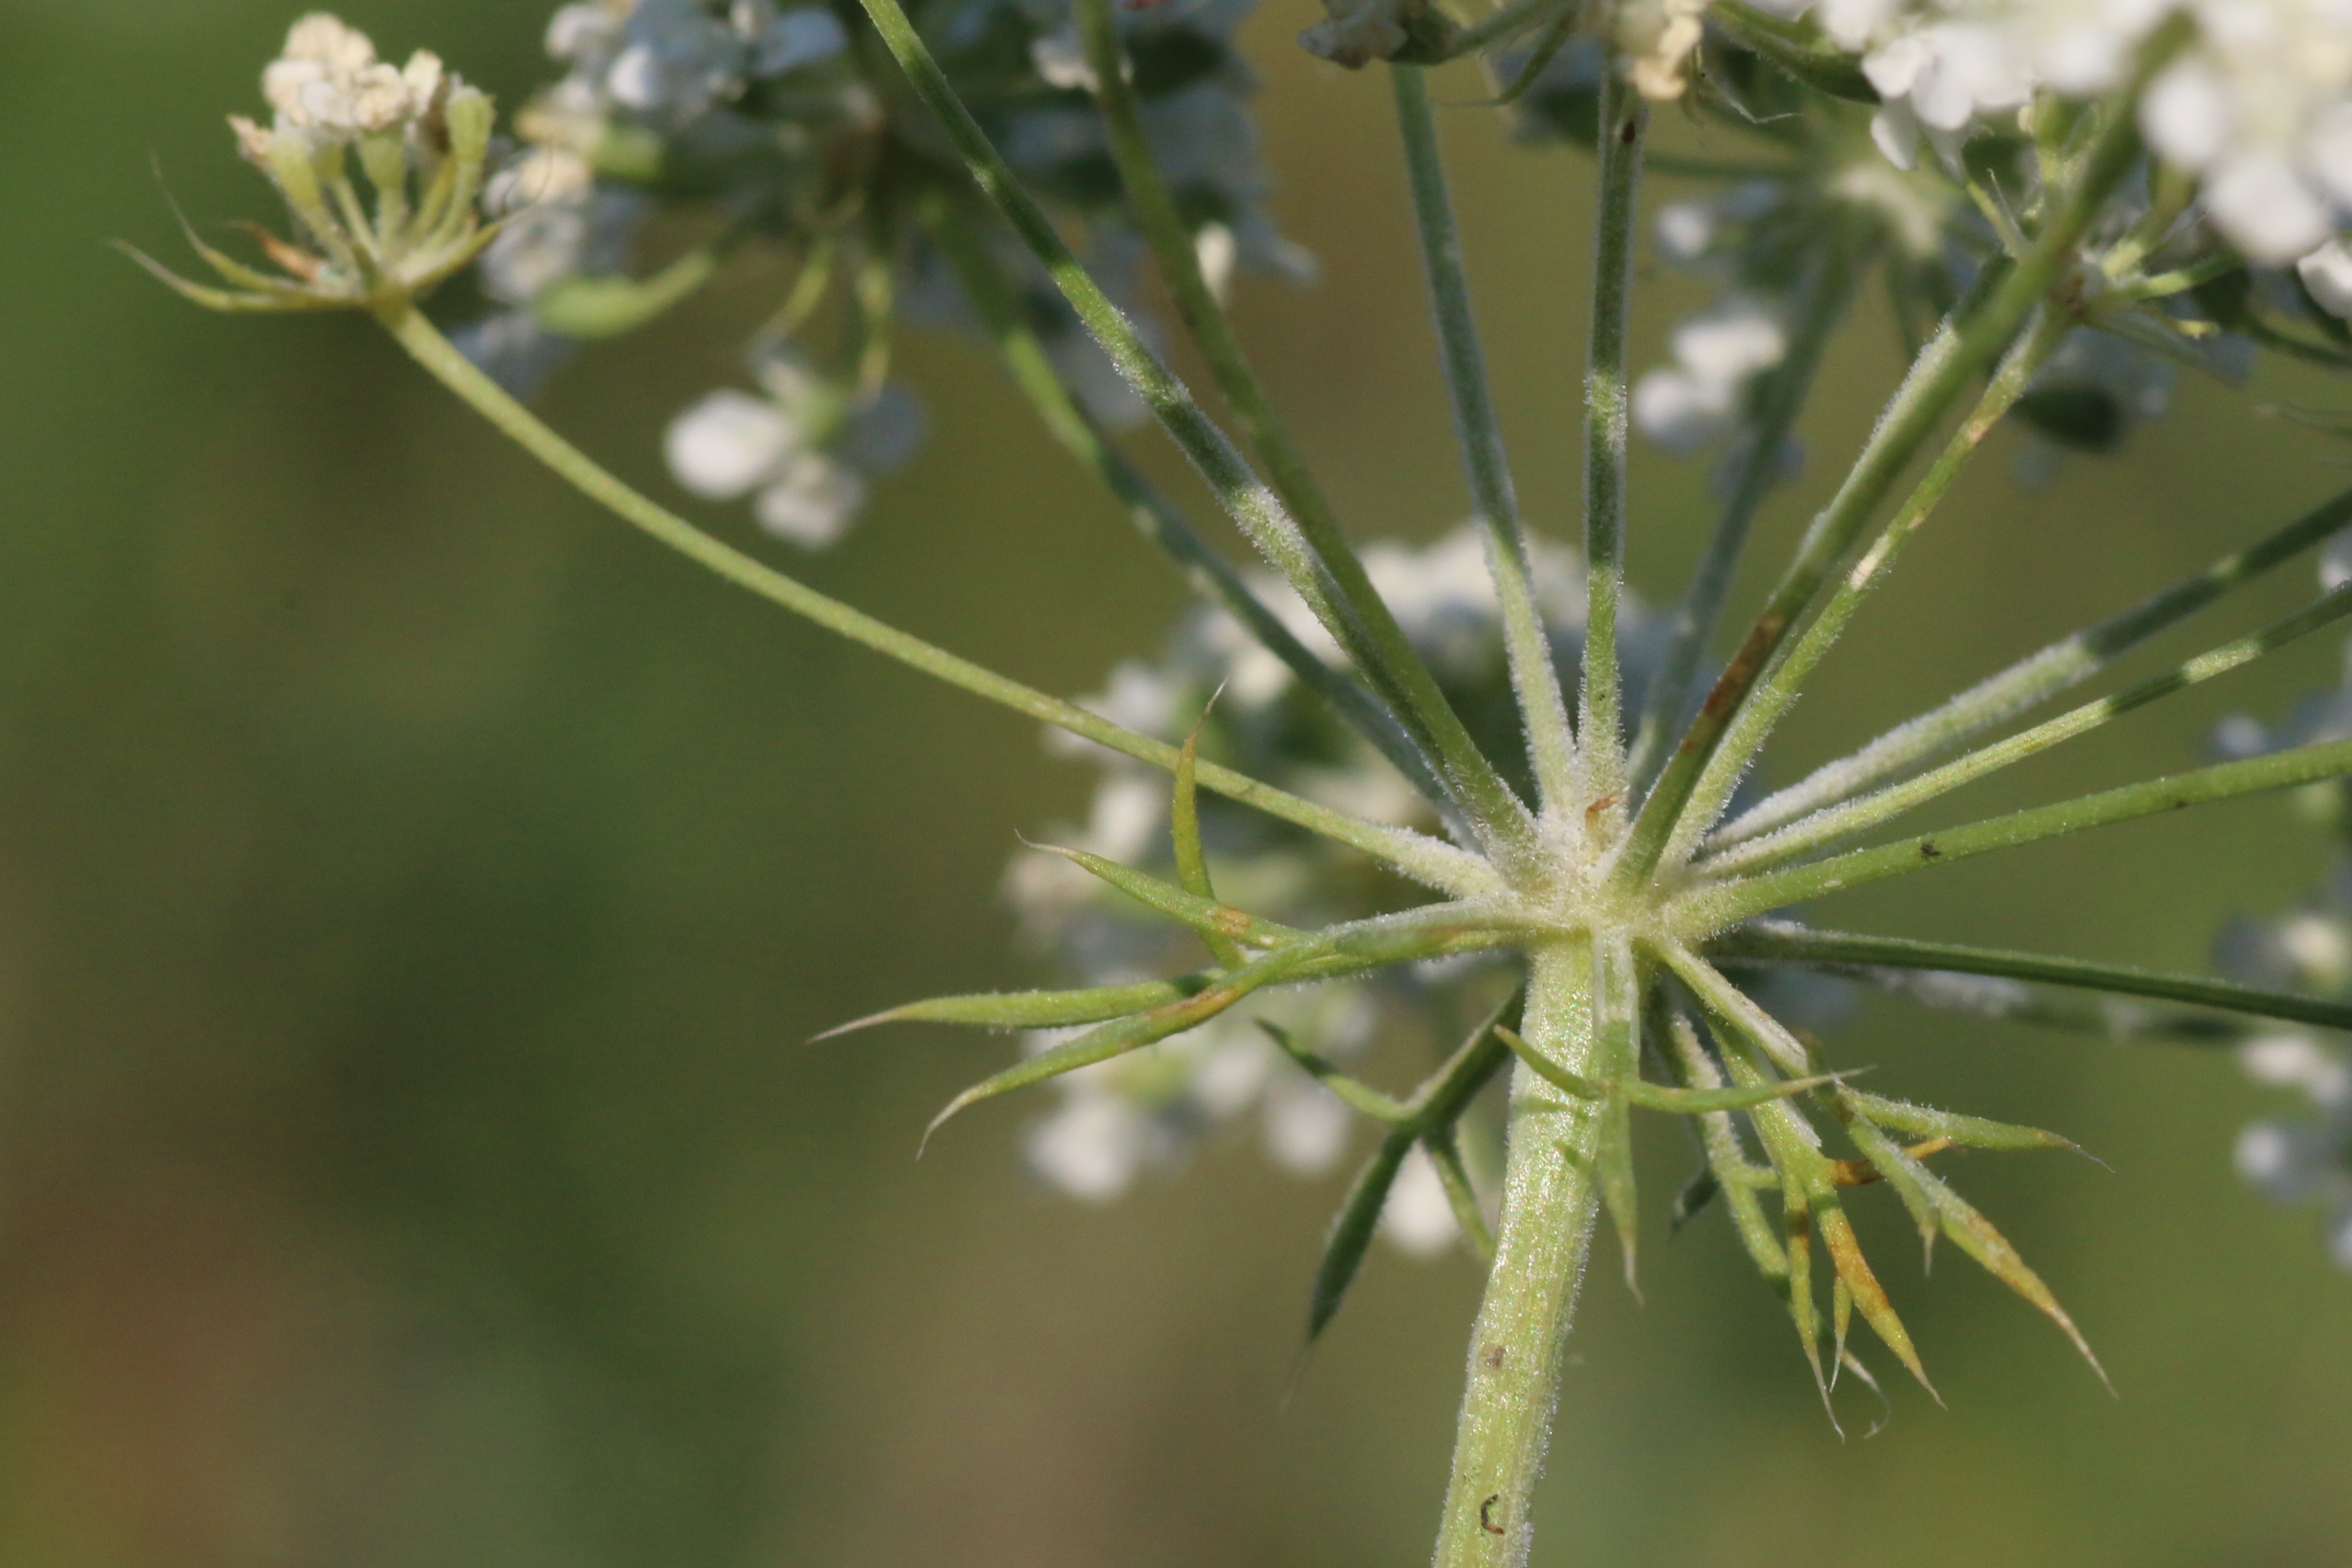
[1430,939,1606,1567]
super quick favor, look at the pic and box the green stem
[1676,735,2352,931]
[1659,306,2073,866]
[1712,482,2352,848]
[872,0,1536,866]
[375,301,1495,896]
[922,197,1461,824]
[1616,38,2173,886]
[1625,236,1858,795]
[1707,921,2352,1033]
[1073,0,1340,554]
[1431,939,1603,1568]
[1393,63,1579,816]
[1705,579,2352,876]
[1580,69,1646,827]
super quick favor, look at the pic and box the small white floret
[1381,1145,1462,1257]
[666,390,795,501]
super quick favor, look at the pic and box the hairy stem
[1660,306,2073,866]
[1074,0,1345,557]
[1616,35,2176,885]
[860,0,1537,865]
[1704,578,2352,875]
[376,302,1494,895]
[1626,236,1859,793]
[1712,481,2352,847]
[1393,63,1579,816]
[921,196,1462,825]
[1678,734,2352,930]
[1431,939,1604,1568]
[1580,69,1646,826]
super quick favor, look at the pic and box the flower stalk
[1392,63,1579,817]
[375,300,1487,893]
[1579,67,1646,829]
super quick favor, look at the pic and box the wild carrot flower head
[128,13,500,312]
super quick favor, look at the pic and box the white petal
[607,42,664,110]
[2300,239,2352,319]
[1632,367,1733,452]
[753,454,866,548]
[1192,1035,1274,1118]
[2141,59,2230,170]
[2309,102,2352,209]
[2328,1203,2352,1272]
[1862,34,1929,99]
[2237,1120,2323,1202]
[1675,303,1787,381]
[1083,772,1164,862]
[1818,0,1895,52]
[2239,1032,2346,1094]
[2206,155,2331,262]
[665,390,793,500]
[1380,1145,1462,1258]
[1871,100,1922,172]
[547,4,617,61]
[1654,200,1715,263]
[1264,1078,1352,1176]
[1025,1095,1145,1203]
[755,7,850,75]
[284,14,376,70]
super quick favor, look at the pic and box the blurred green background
[3,1,2350,1563]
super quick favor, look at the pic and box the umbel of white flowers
[1740,0,2352,265]
[126,15,500,311]
[665,347,926,550]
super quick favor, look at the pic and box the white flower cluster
[2217,890,2352,1270]
[542,0,850,130]
[468,0,1305,542]
[1746,0,2352,266]
[2234,1031,2352,1270]
[1005,526,1662,1252]
[1625,180,1819,461]
[175,14,500,312]
[664,347,924,548]
[2210,537,2352,1271]
[1632,293,1791,452]
[252,13,453,150]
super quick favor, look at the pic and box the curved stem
[1393,63,1579,815]
[375,301,1496,896]
[1431,938,1603,1568]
